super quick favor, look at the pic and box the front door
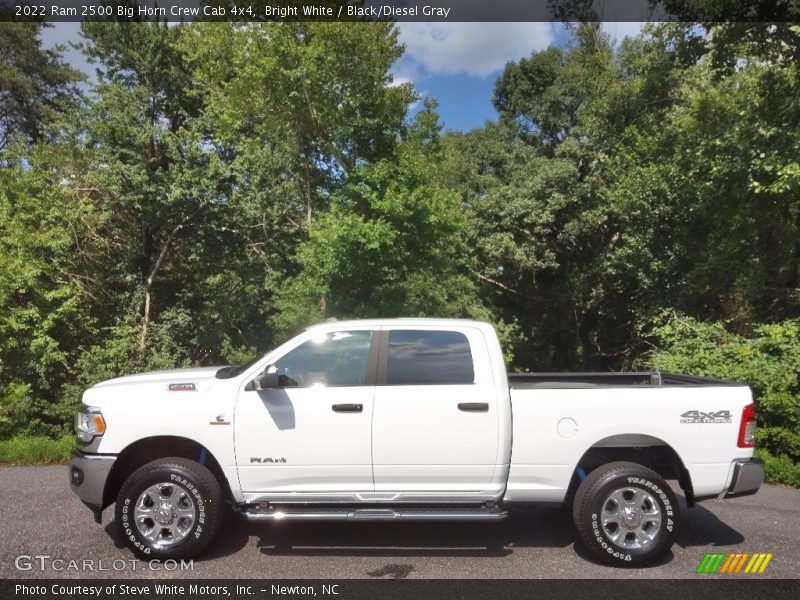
[235,329,376,493]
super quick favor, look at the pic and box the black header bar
[3,579,800,600]
[3,0,800,23]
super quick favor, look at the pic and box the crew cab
[68,319,764,566]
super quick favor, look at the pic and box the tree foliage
[0,144,99,436]
[649,312,800,483]
[445,23,800,372]
[2,21,800,485]
[0,22,84,150]
[273,100,490,334]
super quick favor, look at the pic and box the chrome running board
[241,506,508,522]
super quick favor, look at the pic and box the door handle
[332,403,363,413]
[458,402,489,412]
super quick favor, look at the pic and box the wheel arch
[566,434,694,507]
[103,436,232,509]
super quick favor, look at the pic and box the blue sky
[392,22,565,131]
[42,22,645,132]
[392,22,645,130]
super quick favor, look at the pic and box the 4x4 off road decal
[696,552,773,574]
[680,410,732,424]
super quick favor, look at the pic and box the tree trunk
[139,217,189,351]
[303,149,313,231]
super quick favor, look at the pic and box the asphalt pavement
[0,466,797,579]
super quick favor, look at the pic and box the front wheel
[115,457,222,559]
[572,461,679,567]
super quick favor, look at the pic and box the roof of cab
[305,318,491,331]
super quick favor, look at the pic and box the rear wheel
[572,461,679,567]
[115,457,221,559]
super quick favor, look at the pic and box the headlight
[75,406,106,443]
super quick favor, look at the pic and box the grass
[0,435,76,465]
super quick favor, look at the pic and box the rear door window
[386,330,474,385]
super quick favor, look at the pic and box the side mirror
[249,367,281,391]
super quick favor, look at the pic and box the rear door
[371,326,499,492]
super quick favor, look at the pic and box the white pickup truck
[69,318,763,567]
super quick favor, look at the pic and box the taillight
[737,403,756,448]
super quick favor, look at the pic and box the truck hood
[90,366,226,390]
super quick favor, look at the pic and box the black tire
[115,457,222,559]
[572,461,679,567]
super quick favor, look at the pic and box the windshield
[215,355,263,379]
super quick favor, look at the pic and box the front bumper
[725,458,765,497]
[68,451,117,521]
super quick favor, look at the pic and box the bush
[647,312,800,486]
[756,449,800,487]
[0,435,75,465]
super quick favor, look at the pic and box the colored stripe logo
[696,552,773,574]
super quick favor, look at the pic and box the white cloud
[601,22,649,44]
[396,22,557,79]
[387,75,413,88]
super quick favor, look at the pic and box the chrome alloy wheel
[133,482,196,548]
[600,487,662,550]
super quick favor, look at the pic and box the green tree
[273,101,493,336]
[448,22,800,370]
[56,21,418,386]
[181,22,415,341]
[445,24,626,369]
[648,312,800,485]
[70,22,248,374]
[0,24,90,436]
[0,22,84,150]
[597,23,800,331]
[183,21,413,227]
[0,144,100,436]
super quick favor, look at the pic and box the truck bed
[508,371,740,389]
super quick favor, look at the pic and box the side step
[241,506,508,522]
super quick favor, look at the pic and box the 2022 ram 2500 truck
[69,319,764,567]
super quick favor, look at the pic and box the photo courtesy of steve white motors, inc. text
[14,583,336,597]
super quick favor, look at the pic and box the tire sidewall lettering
[589,475,674,563]
[627,476,674,516]
[120,468,207,554]
[590,511,632,562]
